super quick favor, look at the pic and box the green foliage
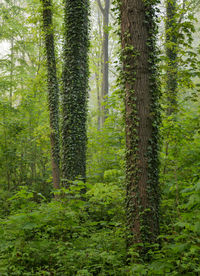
[0,0,200,275]
[0,0,52,194]
[87,113,125,183]
[0,182,125,275]
[1,162,199,275]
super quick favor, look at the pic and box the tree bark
[121,0,160,255]
[41,0,60,189]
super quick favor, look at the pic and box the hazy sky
[0,41,10,58]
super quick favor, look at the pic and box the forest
[0,0,200,275]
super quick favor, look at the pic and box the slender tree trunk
[10,37,14,107]
[102,0,110,124]
[3,110,10,190]
[10,0,16,107]
[166,0,178,115]
[121,0,160,256]
[41,0,60,189]
[95,71,101,130]
[97,8,103,130]
[165,0,179,213]
[163,0,178,172]
[97,0,110,128]
[62,0,89,184]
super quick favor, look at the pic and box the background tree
[165,0,178,115]
[162,0,198,211]
[96,0,110,128]
[41,0,60,189]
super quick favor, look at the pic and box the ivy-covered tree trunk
[41,0,60,189]
[166,0,178,114]
[62,0,89,184]
[121,0,160,254]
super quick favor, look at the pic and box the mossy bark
[121,0,160,255]
[41,0,60,189]
[62,0,89,184]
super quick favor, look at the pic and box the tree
[62,0,89,184]
[162,0,178,185]
[165,0,178,115]
[97,0,110,128]
[121,0,160,255]
[41,0,60,189]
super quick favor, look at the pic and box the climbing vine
[120,0,161,257]
[61,0,90,184]
[41,0,60,189]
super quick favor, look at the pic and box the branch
[96,0,104,15]
[178,0,192,24]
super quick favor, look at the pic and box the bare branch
[96,0,104,15]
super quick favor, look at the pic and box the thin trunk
[41,0,60,189]
[97,8,102,130]
[101,0,110,124]
[97,0,110,128]
[10,37,14,107]
[166,0,178,114]
[3,110,10,190]
[165,0,179,211]
[121,0,160,256]
[95,71,101,130]
[62,0,89,184]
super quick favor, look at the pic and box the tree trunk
[62,0,89,184]
[166,0,178,115]
[97,7,103,130]
[10,37,14,107]
[97,0,110,128]
[41,0,60,189]
[121,0,160,256]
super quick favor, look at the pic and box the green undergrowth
[0,183,126,276]
[1,100,200,275]
[0,174,200,275]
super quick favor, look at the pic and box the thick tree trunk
[41,0,60,189]
[62,0,89,184]
[121,0,160,254]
